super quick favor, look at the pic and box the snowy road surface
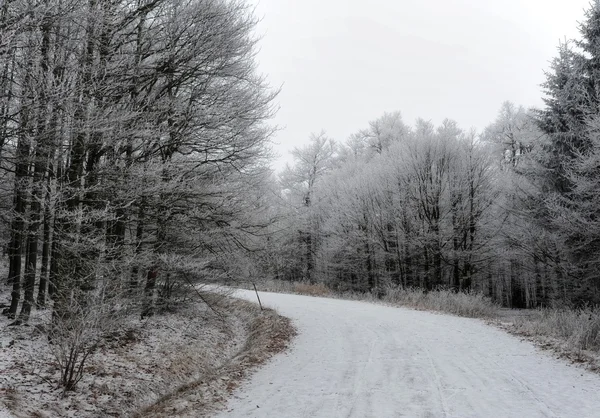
[216,290,600,418]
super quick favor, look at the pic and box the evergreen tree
[533,1,600,303]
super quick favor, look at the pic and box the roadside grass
[249,279,498,318]
[381,286,498,318]
[0,286,295,418]
[505,307,600,369]
[252,279,332,297]
[136,301,296,418]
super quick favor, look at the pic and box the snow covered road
[216,290,600,418]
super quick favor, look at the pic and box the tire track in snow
[215,291,600,418]
[422,343,449,417]
[489,356,559,418]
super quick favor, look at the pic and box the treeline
[0,0,275,327]
[4,0,600,337]
[265,2,600,308]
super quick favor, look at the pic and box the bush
[50,286,125,393]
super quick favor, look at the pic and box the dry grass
[382,287,499,318]
[251,279,498,319]
[506,307,600,367]
[137,302,296,418]
[0,288,295,418]
[292,282,331,297]
[251,279,332,297]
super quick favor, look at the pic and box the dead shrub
[49,286,125,393]
[292,282,331,297]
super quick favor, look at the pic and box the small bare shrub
[50,286,125,393]
[149,254,211,315]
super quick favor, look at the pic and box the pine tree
[533,1,600,303]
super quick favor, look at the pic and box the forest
[269,17,600,310]
[0,0,278,326]
[2,0,600,399]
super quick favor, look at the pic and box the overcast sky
[250,0,591,170]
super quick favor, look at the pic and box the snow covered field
[218,290,600,418]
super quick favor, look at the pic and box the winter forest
[2,0,600,410]
[271,17,600,309]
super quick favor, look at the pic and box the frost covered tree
[270,114,501,297]
[482,101,538,168]
[0,0,276,329]
[279,132,337,283]
[527,1,600,304]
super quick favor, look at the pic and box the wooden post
[253,282,263,311]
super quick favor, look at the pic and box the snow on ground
[0,405,12,418]
[217,290,600,418]
[0,291,248,417]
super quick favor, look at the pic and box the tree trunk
[366,241,375,292]
[6,79,33,318]
[423,246,430,290]
[305,231,314,284]
[19,162,44,322]
[510,260,525,308]
[6,183,25,319]
[37,160,54,308]
[130,202,145,292]
[19,13,53,323]
[141,266,158,318]
[53,0,96,321]
[48,222,59,299]
[0,1,15,159]
[452,238,460,292]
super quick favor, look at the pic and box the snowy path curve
[216,290,600,418]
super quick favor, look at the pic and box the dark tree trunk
[53,0,96,322]
[48,223,59,299]
[6,80,33,318]
[453,242,460,292]
[141,266,158,318]
[366,242,375,292]
[19,162,44,322]
[510,261,526,309]
[433,247,442,288]
[19,12,53,323]
[143,195,168,317]
[305,230,314,284]
[403,226,413,287]
[432,222,442,288]
[422,244,430,290]
[37,163,53,308]
[0,1,15,159]
[130,203,145,292]
[6,185,25,319]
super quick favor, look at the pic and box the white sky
[251,0,591,170]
